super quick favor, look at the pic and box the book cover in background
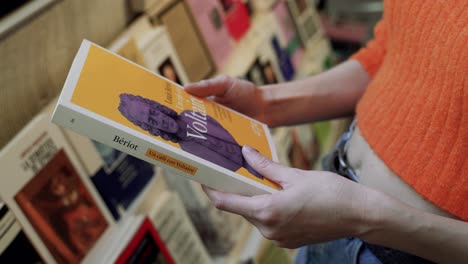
[103,215,175,264]
[147,1,215,82]
[61,129,155,220]
[273,0,305,69]
[228,15,286,85]
[286,0,323,47]
[162,171,241,255]
[0,112,113,264]
[109,37,146,68]
[256,34,285,85]
[109,18,189,85]
[244,14,287,84]
[138,28,188,86]
[52,40,279,196]
[110,216,175,264]
[245,57,267,86]
[0,204,44,263]
[129,0,158,12]
[110,15,153,45]
[271,35,295,81]
[222,0,251,41]
[249,0,277,12]
[186,0,233,70]
[147,191,213,263]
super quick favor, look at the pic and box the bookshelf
[0,1,342,263]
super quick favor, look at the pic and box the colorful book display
[251,15,287,84]
[271,35,295,81]
[106,216,175,264]
[109,17,189,85]
[244,57,267,86]
[286,0,323,47]
[256,42,284,85]
[0,112,113,264]
[223,14,288,85]
[137,27,189,86]
[185,0,234,70]
[163,171,242,255]
[146,0,215,82]
[0,3,333,262]
[52,40,279,196]
[273,0,305,69]
[61,129,155,220]
[222,0,251,41]
[147,191,213,263]
[108,37,147,68]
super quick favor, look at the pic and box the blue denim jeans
[294,120,432,264]
[294,238,382,264]
[294,121,383,264]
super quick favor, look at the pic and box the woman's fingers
[184,75,235,98]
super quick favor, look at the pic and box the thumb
[184,75,234,98]
[242,146,289,186]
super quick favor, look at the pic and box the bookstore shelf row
[0,0,343,263]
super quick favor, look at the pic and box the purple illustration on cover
[118,93,263,179]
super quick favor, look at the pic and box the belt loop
[343,118,356,154]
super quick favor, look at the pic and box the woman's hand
[186,60,371,127]
[185,76,271,124]
[203,147,468,263]
[203,145,377,248]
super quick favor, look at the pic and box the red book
[223,0,250,41]
[114,217,174,264]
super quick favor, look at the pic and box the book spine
[52,104,275,196]
[148,192,212,264]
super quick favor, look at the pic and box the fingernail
[186,80,203,87]
[184,83,195,89]
[242,145,259,157]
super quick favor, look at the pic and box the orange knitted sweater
[352,0,467,220]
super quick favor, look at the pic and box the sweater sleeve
[351,19,387,77]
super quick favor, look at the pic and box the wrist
[354,187,411,245]
[257,85,280,127]
[350,186,390,241]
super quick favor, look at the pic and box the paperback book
[0,204,43,263]
[163,170,241,255]
[222,0,251,41]
[256,46,284,85]
[147,191,213,263]
[185,0,234,69]
[286,0,323,47]
[146,0,215,82]
[244,57,267,86]
[273,0,305,68]
[108,36,146,68]
[52,40,279,196]
[109,18,190,85]
[102,216,175,264]
[61,129,156,220]
[136,27,188,86]
[0,112,113,263]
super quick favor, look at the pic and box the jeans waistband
[322,119,358,182]
[322,119,433,264]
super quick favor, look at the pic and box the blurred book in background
[0,112,113,263]
[0,203,44,263]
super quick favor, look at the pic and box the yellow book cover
[52,40,279,196]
